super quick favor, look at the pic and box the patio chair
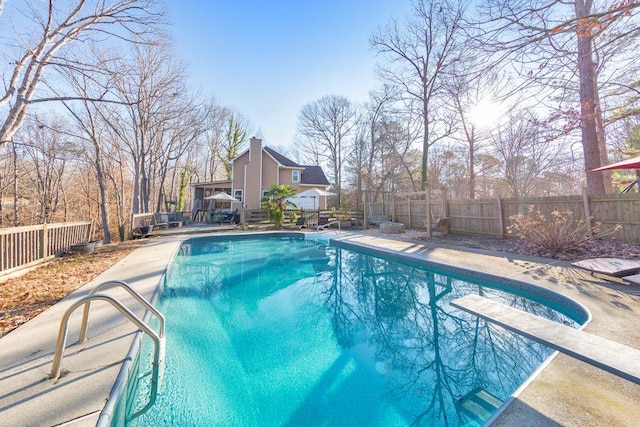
[311,215,330,230]
[166,212,183,227]
[153,213,169,229]
[222,212,236,224]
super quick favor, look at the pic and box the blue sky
[167,0,412,148]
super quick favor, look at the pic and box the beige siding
[262,155,279,191]
[232,151,249,206]
[230,137,329,209]
[278,168,306,191]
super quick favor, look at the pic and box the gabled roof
[263,146,301,168]
[263,146,329,185]
[229,143,329,186]
[301,165,330,186]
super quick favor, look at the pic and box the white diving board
[451,294,640,386]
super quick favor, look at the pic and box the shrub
[507,206,619,257]
[260,184,298,227]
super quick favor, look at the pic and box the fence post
[392,194,396,222]
[363,191,369,229]
[40,223,48,258]
[497,196,505,238]
[408,198,412,228]
[88,219,94,242]
[443,195,450,235]
[443,194,448,216]
[582,188,593,237]
[425,187,432,238]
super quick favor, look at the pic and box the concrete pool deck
[1,230,640,426]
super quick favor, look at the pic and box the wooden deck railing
[0,221,93,276]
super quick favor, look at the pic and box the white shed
[286,188,334,210]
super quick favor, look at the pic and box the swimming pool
[120,233,585,426]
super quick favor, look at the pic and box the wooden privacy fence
[0,221,93,276]
[369,191,640,243]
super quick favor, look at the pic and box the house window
[234,189,243,203]
[292,170,300,183]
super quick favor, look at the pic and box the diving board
[451,294,640,386]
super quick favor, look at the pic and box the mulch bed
[414,233,640,261]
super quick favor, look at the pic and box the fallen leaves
[0,240,146,338]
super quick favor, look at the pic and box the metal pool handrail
[49,292,165,413]
[317,220,341,233]
[79,279,165,342]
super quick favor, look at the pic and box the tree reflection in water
[153,238,579,427]
[320,246,575,426]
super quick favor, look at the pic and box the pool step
[458,388,502,424]
[451,294,640,385]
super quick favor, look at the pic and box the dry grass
[0,240,147,338]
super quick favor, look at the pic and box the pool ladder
[316,220,341,233]
[49,280,165,408]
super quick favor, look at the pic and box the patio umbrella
[204,192,238,201]
[591,156,640,194]
[591,156,640,172]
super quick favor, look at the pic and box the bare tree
[197,100,230,182]
[152,93,209,212]
[101,39,186,214]
[218,112,250,180]
[297,95,357,206]
[347,87,396,209]
[371,0,468,190]
[0,141,26,225]
[18,115,75,223]
[477,0,640,194]
[103,138,131,241]
[0,152,8,225]
[352,97,424,201]
[0,0,163,152]
[444,59,510,199]
[490,109,567,198]
[54,47,119,242]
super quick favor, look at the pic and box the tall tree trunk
[469,127,476,199]
[177,169,190,212]
[335,138,342,207]
[593,68,612,193]
[421,94,429,191]
[132,151,141,214]
[94,142,112,244]
[113,157,128,242]
[576,0,606,194]
[13,142,18,226]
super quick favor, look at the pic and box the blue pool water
[125,234,581,426]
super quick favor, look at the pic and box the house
[191,138,331,213]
